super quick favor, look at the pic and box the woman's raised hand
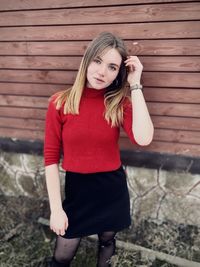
[124,55,143,86]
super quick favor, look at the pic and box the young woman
[44,32,154,267]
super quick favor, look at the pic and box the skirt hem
[61,222,131,239]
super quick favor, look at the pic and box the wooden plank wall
[0,0,200,158]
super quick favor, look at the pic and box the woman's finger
[65,221,68,230]
[55,229,60,236]
[125,56,139,62]
[60,229,65,236]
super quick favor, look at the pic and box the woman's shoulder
[45,93,63,120]
[48,90,67,109]
[49,91,62,102]
[47,93,58,111]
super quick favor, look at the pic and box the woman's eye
[94,58,101,64]
[109,65,117,71]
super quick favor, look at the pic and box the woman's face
[86,48,122,89]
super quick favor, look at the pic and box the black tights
[97,231,116,267]
[51,231,116,267]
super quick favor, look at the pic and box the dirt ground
[0,194,200,267]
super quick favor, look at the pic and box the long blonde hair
[54,32,129,127]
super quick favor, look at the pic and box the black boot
[52,257,69,267]
[44,257,68,267]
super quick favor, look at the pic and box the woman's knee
[98,231,116,247]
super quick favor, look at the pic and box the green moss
[25,153,44,173]
[2,151,22,167]
[0,163,18,194]
[18,174,36,196]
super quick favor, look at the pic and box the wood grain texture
[0,3,199,26]
[143,72,200,88]
[0,0,200,159]
[121,128,200,145]
[1,83,199,104]
[1,40,200,56]
[0,117,44,131]
[119,138,200,157]
[0,0,199,11]
[1,56,199,72]
[0,21,200,41]
[0,83,65,96]
[0,102,199,120]
[0,95,47,108]
[151,116,200,131]
[0,70,199,88]
[0,107,46,120]
[148,102,200,117]
[143,88,200,104]
[0,69,76,84]
[0,56,82,70]
[0,127,44,141]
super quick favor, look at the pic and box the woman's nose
[98,65,106,77]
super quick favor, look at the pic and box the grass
[0,195,200,267]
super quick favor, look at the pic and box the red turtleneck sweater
[44,87,136,173]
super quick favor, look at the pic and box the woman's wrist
[130,83,143,92]
[50,203,63,213]
[129,80,141,86]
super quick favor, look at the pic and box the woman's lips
[95,77,104,83]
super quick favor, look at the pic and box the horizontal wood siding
[0,0,200,157]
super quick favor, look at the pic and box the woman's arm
[125,55,154,146]
[130,89,154,146]
[45,164,68,236]
[44,98,68,236]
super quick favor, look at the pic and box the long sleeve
[121,97,137,145]
[43,88,137,173]
[43,98,62,166]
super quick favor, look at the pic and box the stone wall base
[1,150,200,227]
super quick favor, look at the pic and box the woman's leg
[97,231,117,267]
[51,235,81,267]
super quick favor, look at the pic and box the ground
[0,195,200,267]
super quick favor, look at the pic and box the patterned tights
[50,231,116,267]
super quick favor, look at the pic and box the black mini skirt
[62,165,131,238]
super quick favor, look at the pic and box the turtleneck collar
[82,87,106,98]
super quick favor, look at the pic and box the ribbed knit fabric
[44,87,136,173]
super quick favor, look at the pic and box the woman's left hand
[124,56,143,86]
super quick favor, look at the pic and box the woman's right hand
[50,209,68,236]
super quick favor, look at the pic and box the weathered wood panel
[0,3,200,26]
[2,111,200,132]
[143,73,200,88]
[1,56,199,72]
[0,107,45,120]
[144,88,200,103]
[0,1,200,158]
[0,22,199,41]
[0,70,199,88]
[121,128,200,145]
[0,83,64,96]
[2,115,200,145]
[1,109,200,131]
[152,116,200,131]
[0,127,43,140]
[0,0,199,11]
[0,40,200,56]
[0,95,47,108]
[2,95,200,118]
[120,138,200,157]
[0,56,82,70]
[0,117,44,130]
[148,103,200,118]
[154,129,200,145]
[1,84,200,105]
